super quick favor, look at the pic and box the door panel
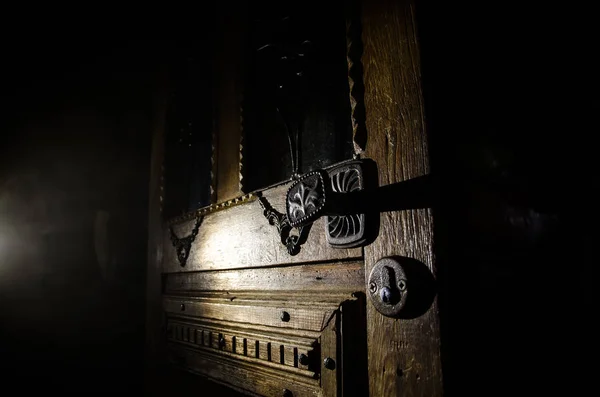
[163,184,362,273]
[147,1,441,396]
[162,260,364,396]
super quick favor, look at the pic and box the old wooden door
[146,1,443,396]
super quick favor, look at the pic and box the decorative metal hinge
[258,159,372,254]
[169,216,202,267]
[258,196,309,256]
[326,160,368,248]
[285,159,371,248]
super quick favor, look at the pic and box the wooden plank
[164,298,337,332]
[213,3,247,202]
[168,344,321,396]
[163,183,362,272]
[361,0,443,396]
[165,261,364,294]
[320,313,338,397]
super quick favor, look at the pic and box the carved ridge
[167,343,321,389]
[346,0,367,154]
[239,94,246,192]
[167,192,257,226]
[210,105,218,203]
[167,320,319,373]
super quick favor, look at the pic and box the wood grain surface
[169,343,321,397]
[320,314,338,397]
[165,261,364,295]
[168,319,316,375]
[361,0,443,395]
[163,297,338,333]
[213,4,247,202]
[163,183,362,273]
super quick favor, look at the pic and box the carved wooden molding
[164,296,346,397]
[210,104,218,204]
[163,297,338,333]
[168,343,322,397]
[166,192,257,226]
[239,95,246,193]
[161,261,363,396]
[167,319,319,375]
[346,0,367,154]
[162,184,362,273]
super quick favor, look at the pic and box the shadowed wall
[0,40,157,393]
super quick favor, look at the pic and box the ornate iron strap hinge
[169,216,203,267]
[258,196,308,256]
[286,159,372,248]
[258,159,372,255]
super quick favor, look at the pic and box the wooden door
[146,1,443,396]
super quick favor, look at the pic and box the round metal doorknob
[368,257,408,318]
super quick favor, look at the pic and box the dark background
[0,39,159,393]
[417,2,595,395]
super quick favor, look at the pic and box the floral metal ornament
[258,196,309,256]
[169,216,202,267]
[260,160,372,255]
[286,171,327,228]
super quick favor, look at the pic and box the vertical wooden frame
[213,3,248,202]
[360,0,443,395]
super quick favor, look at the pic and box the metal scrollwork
[329,169,361,237]
[286,171,327,228]
[169,216,203,267]
[259,160,371,254]
[258,196,308,256]
[326,160,368,248]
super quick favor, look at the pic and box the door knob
[368,257,408,318]
[367,256,437,319]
